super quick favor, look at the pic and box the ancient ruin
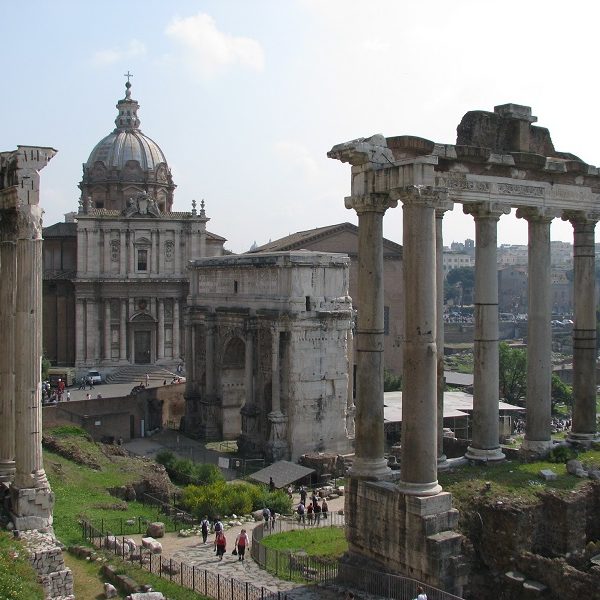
[183,251,354,461]
[0,146,74,598]
[329,104,599,593]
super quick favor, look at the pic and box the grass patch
[261,527,347,558]
[0,532,44,600]
[439,447,600,509]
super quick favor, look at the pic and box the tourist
[415,586,427,600]
[66,390,71,402]
[287,484,293,499]
[200,515,210,544]
[214,530,226,560]
[314,499,322,524]
[321,498,328,519]
[214,517,223,535]
[78,377,86,390]
[297,501,305,524]
[262,506,271,526]
[235,528,250,561]
[86,393,91,401]
[299,486,307,505]
[270,508,276,530]
[269,476,275,492]
[307,502,313,525]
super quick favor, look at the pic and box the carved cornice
[344,193,397,215]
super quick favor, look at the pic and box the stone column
[398,186,442,495]
[103,299,111,361]
[0,229,16,482]
[157,299,165,360]
[435,206,452,469]
[75,298,85,365]
[346,325,356,439]
[158,230,164,273]
[345,193,396,480]
[518,208,555,454]
[11,205,54,529]
[120,299,127,362]
[151,230,157,274]
[244,327,254,407]
[103,230,111,274]
[268,324,288,460]
[128,231,135,273]
[464,202,508,462]
[173,299,180,360]
[565,212,600,444]
[86,299,97,363]
[205,317,215,398]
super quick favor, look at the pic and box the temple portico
[329,103,600,592]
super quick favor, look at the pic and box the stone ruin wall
[464,481,600,600]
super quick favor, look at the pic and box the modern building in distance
[43,80,226,371]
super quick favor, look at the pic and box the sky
[4,0,600,253]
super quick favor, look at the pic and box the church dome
[79,77,175,213]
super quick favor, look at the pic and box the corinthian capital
[464,201,511,221]
[345,193,397,215]
[395,185,449,209]
[16,205,43,240]
[562,210,600,228]
[515,206,560,223]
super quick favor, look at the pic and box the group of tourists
[296,486,328,524]
[199,515,250,562]
[42,380,70,404]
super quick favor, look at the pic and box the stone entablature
[184,251,354,461]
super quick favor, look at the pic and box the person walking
[262,507,271,526]
[145,373,150,387]
[321,498,328,519]
[314,499,322,524]
[307,502,314,525]
[235,529,250,561]
[214,530,227,560]
[200,516,210,544]
[66,390,71,402]
[415,586,428,600]
[297,502,305,524]
[299,486,307,505]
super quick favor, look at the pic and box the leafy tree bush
[47,425,90,438]
[384,369,402,392]
[551,374,573,412]
[155,449,176,471]
[547,445,578,464]
[181,482,292,519]
[155,451,224,486]
[499,342,527,404]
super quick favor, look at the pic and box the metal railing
[81,519,296,600]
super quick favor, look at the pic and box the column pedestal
[266,410,289,462]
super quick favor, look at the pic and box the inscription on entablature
[497,182,544,197]
[436,174,490,192]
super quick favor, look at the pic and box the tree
[499,342,527,405]
[551,374,573,413]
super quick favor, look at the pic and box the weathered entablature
[329,104,600,594]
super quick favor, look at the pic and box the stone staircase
[105,365,178,384]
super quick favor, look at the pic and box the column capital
[344,193,397,214]
[464,201,510,220]
[435,203,454,219]
[515,206,559,223]
[562,210,600,228]
[395,185,449,208]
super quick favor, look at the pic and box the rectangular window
[137,249,148,271]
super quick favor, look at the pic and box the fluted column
[270,326,281,413]
[244,328,254,406]
[465,202,509,462]
[119,230,126,275]
[86,299,97,363]
[120,299,127,361]
[346,193,396,480]
[518,208,555,454]
[157,299,165,360]
[205,317,215,398]
[0,228,16,482]
[435,205,453,468]
[565,212,600,444]
[398,186,442,495]
[103,230,111,274]
[173,300,180,360]
[151,230,157,274]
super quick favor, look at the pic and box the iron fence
[81,512,193,537]
[81,519,296,600]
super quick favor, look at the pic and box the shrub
[156,453,225,486]
[47,425,90,439]
[547,445,578,464]
[155,449,176,470]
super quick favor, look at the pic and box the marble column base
[437,454,450,471]
[349,456,392,480]
[567,432,600,446]
[397,478,443,497]
[465,446,505,462]
[10,485,54,531]
[521,439,553,455]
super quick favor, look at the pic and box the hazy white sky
[4,0,600,253]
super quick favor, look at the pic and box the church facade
[43,80,226,371]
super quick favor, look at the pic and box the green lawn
[439,446,600,508]
[261,527,347,557]
[0,532,44,600]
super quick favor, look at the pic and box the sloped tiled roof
[43,222,77,237]
[249,222,402,255]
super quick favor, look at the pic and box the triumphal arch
[329,104,599,593]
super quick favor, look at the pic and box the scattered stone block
[145,522,165,538]
[104,582,118,598]
[539,469,557,481]
[567,459,584,475]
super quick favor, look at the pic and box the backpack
[214,520,223,533]
[297,503,305,515]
